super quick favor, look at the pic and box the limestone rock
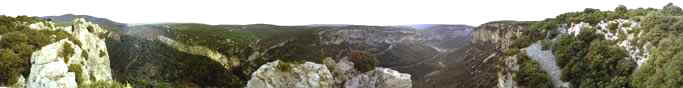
[25,18,115,87]
[27,39,78,88]
[246,60,334,88]
[71,18,114,81]
[344,68,412,88]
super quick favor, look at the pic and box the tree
[663,3,682,15]
[616,5,628,14]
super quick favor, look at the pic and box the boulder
[27,39,78,88]
[245,60,334,88]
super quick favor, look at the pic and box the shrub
[350,51,378,72]
[514,54,553,88]
[0,49,25,85]
[616,5,628,14]
[608,22,619,32]
[277,61,293,72]
[79,81,128,88]
[663,3,683,15]
[81,51,88,60]
[60,43,75,63]
[68,64,85,84]
[99,50,106,57]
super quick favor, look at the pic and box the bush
[82,51,88,60]
[608,22,619,32]
[616,5,628,14]
[277,61,293,72]
[350,51,378,72]
[632,37,683,88]
[60,43,75,63]
[0,49,25,85]
[99,50,106,57]
[514,54,553,88]
[79,81,128,88]
[663,3,683,15]
[68,64,84,84]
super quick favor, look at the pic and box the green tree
[616,5,628,14]
[663,3,682,15]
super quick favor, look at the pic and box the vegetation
[514,53,553,88]
[60,43,75,63]
[630,3,683,87]
[350,51,378,73]
[500,3,683,88]
[82,51,89,60]
[0,15,72,86]
[68,64,85,84]
[277,61,294,72]
[99,50,106,57]
[79,81,128,88]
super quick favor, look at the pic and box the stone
[27,39,78,88]
[344,68,412,88]
[245,60,334,88]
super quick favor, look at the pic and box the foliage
[82,51,89,60]
[277,61,294,72]
[0,15,71,86]
[663,3,683,15]
[99,50,106,57]
[552,28,634,87]
[68,64,85,84]
[630,3,683,87]
[0,49,23,85]
[616,5,628,14]
[513,54,553,88]
[60,43,75,63]
[79,81,128,88]
[350,51,378,73]
[608,22,619,32]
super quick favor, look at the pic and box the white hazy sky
[0,0,681,26]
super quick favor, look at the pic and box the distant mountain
[42,14,127,32]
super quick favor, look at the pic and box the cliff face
[24,18,117,88]
[472,22,530,88]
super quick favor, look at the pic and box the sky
[0,0,681,26]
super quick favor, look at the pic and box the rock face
[70,18,114,82]
[27,39,78,88]
[344,68,412,88]
[245,60,412,88]
[245,60,334,88]
[472,22,526,51]
[26,18,114,87]
[474,22,530,88]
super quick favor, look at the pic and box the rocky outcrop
[472,22,527,50]
[26,18,115,87]
[344,68,412,88]
[245,60,334,88]
[27,39,78,88]
[474,22,529,88]
[245,59,412,88]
